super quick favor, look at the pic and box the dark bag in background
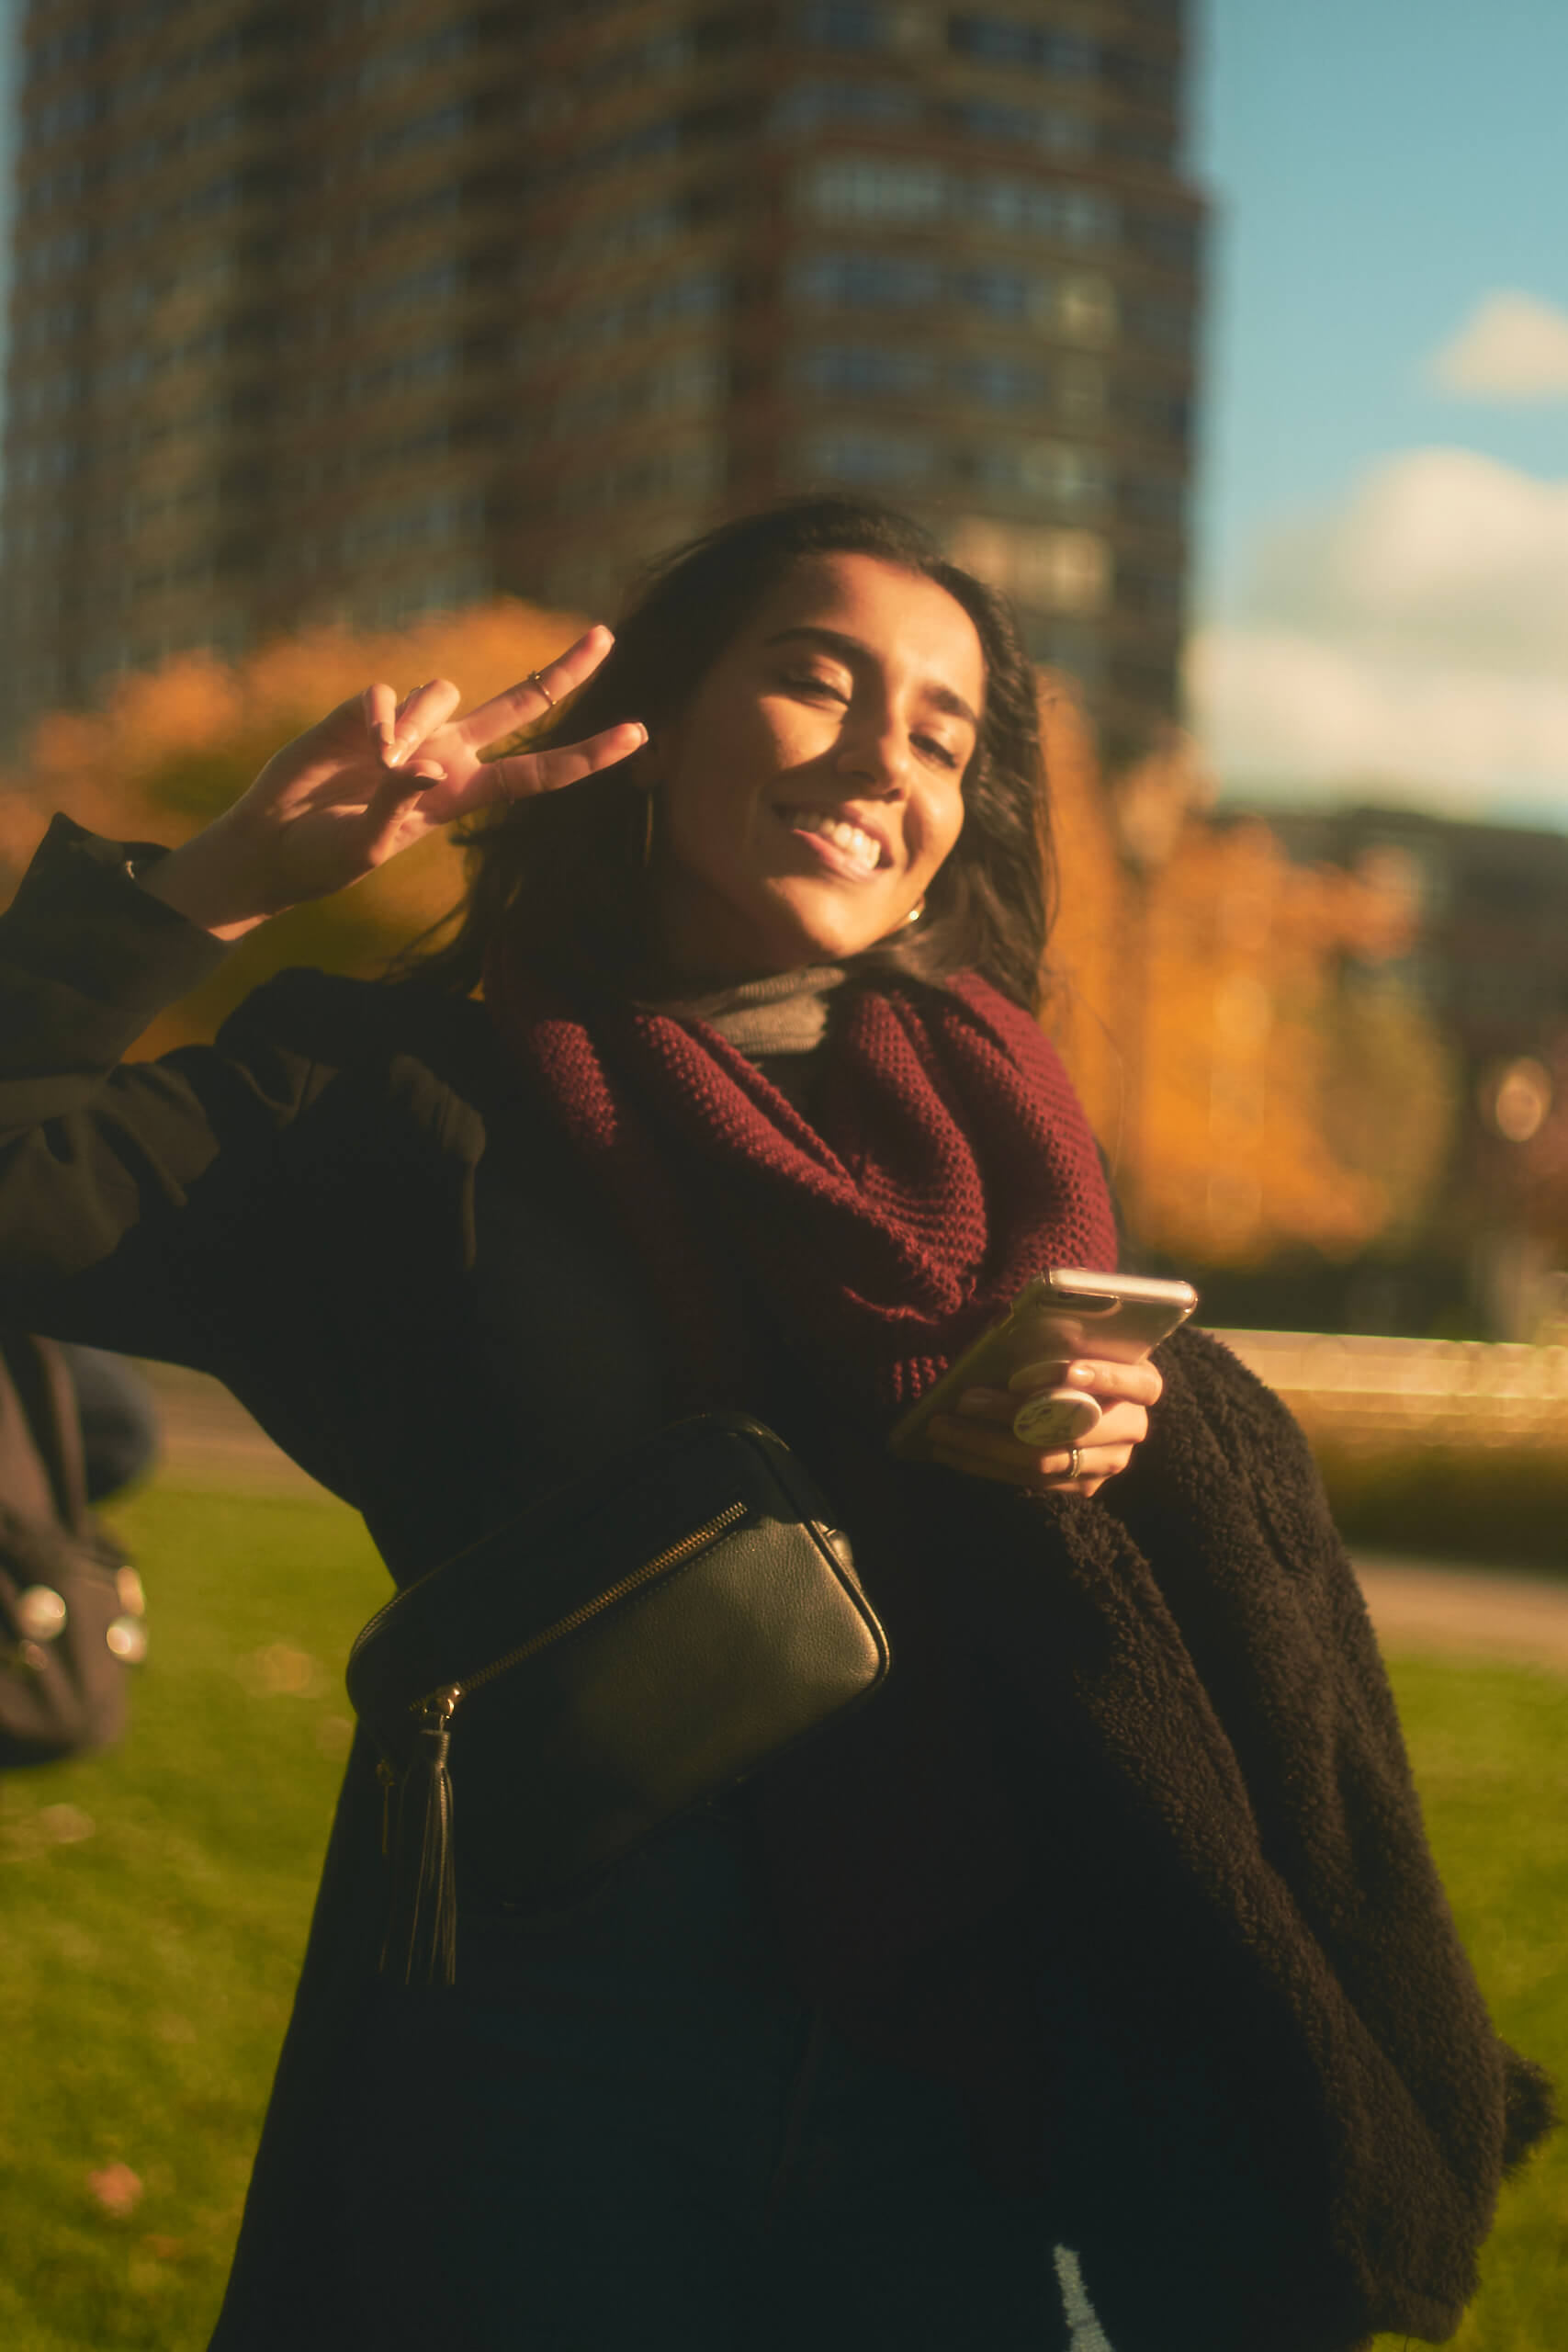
[0,1331,148,1769]
[348,1412,889,1987]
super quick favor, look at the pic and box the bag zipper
[405,1498,749,1727]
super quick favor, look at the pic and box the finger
[929,1412,1135,1485]
[361,682,398,762]
[487,721,647,805]
[928,1417,1076,1477]
[385,678,461,768]
[459,625,616,750]
[1086,1392,1161,1448]
[363,765,440,842]
[947,1385,1021,1425]
[930,1436,1133,1498]
[1012,1357,1164,1408]
[928,1443,1090,1497]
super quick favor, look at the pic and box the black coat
[0,820,1551,2352]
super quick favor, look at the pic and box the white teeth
[785,809,881,871]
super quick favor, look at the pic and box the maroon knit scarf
[486,944,1117,1419]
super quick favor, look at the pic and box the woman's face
[649,552,985,978]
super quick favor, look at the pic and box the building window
[341,492,484,558]
[354,258,463,323]
[804,156,946,227]
[1122,476,1185,530]
[953,440,1109,514]
[795,2,894,51]
[1118,563,1182,616]
[358,18,478,96]
[557,437,727,514]
[1057,274,1118,345]
[798,429,936,488]
[948,262,1040,320]
[790,252,1121,340]
[363,184,464,242]
[800,155,1118,246]
[1018,441,1110,511]
[364,102,472,165]
[796,343,936,397]
[518,268,733,370]
[1133,209,1199,270]
[950,354,1048,407]
[1125,297,1190,351]
[542,188,737,276]
[790,252,943,310]
[1117,387,1189,442]
[943,96,1094,157]
[365,561,492,627]
[774,80,923,131]
[946,17,1177,106]
[349,341,460,401]
[948,17,1098,78]
[558,347,728,435]
[948,514,1111,616]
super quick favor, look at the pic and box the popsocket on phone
[1008,1383,1104,1450]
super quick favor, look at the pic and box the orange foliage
[0,599,588,1053]
[1043,688,1423,1268]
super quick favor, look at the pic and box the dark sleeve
[0,817,325,1363]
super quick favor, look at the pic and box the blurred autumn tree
[0,623,1458,1272]
[0,599,586,1057]
[1041,686,1458,1270]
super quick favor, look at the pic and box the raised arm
[0,631,643,1362]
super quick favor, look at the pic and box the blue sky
[1191,0,1568,812]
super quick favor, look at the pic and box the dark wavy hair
[410,497,1054,1010]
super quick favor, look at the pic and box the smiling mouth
[777,808,886,878]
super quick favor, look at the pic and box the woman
[0,500,1548,2351]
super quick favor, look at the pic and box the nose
[834,713,911,796]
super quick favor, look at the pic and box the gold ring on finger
[1068,1445,1081,1480]
[525,670,556,708]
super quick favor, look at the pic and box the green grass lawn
[3,1484,1566,2349]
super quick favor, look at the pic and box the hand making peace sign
[140,626,643,939]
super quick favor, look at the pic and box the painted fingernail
[1066,1363,1095,1385]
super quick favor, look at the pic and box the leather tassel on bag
[379,1688,458,1989]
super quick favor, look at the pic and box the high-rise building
[3,1,1201,763]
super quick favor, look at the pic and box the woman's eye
[916,735,960,769]
[781,671,847,700]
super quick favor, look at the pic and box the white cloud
[1427,290,1568,402]
[1190,448,1568,807]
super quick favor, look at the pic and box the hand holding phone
[888,1269,1197,1468]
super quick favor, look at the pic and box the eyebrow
[761,625,981,731]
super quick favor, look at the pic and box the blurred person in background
[56,1344,159,1503]
[0,500,1549,2352]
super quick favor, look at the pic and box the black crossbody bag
[347,1413,890,1986]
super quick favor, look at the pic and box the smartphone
[887,1269,1199,1463]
